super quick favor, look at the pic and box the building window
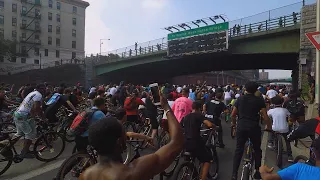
[35,34,39,40]
[48,12,52,20]
[72,18,76,25]
[56,26,60,34]
[0,15,3,25]
[57,2,61,10]
[56,14,60,22]
[34,47,39,56]
[48,25,52,32]
[0,56,4,62]
[56,38,60,46]
[49,0,52,8]
[22,6,27,15]
[21,46,27,54]
[72,41,76,49]
[22,32,26,38]
[12,30,16,38]
[12,17,17,26]
[22,19,27,26]
[56,50,60,58]
[73,6,77,13]
[48,37,52,45]
[45,49,48,56]
[0,28,3,39]
[72,52,76,59]
[72,29,76,37]
[0,1,4,8]
[21,58,26,63]
[12,4,17,12]
[34,59,39,64]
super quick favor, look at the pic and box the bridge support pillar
[85,56,95,89]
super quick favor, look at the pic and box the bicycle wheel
[293,155,309,163]
[122,142,132,165]
[158,131,170,149]
[276,134,283,168]
[208,148,219,179]
[138,123,152,136]
[163,152,180,176]
[172,162,197,180]
[33,131,65,162]
[60,119,75,143]
[240,164,250,180]
[55,152,96,180]
[0,143,13,176]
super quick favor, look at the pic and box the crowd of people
[1,81,320,180]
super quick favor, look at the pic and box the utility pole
[99,39,110,56]
[316,0,320,103]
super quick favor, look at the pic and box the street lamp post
[100,39,110,56]
[316,0,320,103]
[39,53,42,69]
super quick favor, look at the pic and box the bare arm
[126,132,151,141]
[203,119,214,128]
[127,94,184,179]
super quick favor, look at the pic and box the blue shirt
[189,92,196,102]
[81,107,106,137]
[278,163,320,180]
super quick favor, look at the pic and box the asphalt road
[2,120,238,180]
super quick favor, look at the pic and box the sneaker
[288,155,294,163]
[267,143,274,149]
[253,170,262,179]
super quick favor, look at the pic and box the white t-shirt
[176,87,182,93]
[109,87,117,96]
[162,101,174,119]
[267,107,290,133]
[224,90,233,100]
[266,89,278,99]
[16,91,42,116]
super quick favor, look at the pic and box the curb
[261,131,269,165]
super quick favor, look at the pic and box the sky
[84,0,310,78]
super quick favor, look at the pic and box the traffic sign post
[305,32,320,50]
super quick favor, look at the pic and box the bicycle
[240,138,254,180]
[269,131,286,169]
[172,128,219,180]
[0,119,65,176]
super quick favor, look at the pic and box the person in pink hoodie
[172,88,193,123]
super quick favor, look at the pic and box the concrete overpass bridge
[85,2,313,85]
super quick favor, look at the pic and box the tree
[0,39,17,62]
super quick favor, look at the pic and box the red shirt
[124,97,144,115]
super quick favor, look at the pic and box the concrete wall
[299,3,317,88]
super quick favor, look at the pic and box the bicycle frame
[241,139,254,180]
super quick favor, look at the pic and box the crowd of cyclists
[0,80,320,180]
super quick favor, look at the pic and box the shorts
[13,112,36,140]
[186,140,213,163]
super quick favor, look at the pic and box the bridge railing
[97,1,314,64]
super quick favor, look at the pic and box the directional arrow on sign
[306,32,320,51]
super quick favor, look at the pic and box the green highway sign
[168,22,229,41]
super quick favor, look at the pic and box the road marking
[7,159,66,180]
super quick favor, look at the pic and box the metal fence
[97,0,315,64]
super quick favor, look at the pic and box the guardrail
[96,1,314,64]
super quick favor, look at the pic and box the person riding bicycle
[44,88,77,123]
[231,81,272,180]
[267,95,293,162]
[180,101,216,180]
[203,88,226,148]
[80,90,183,180]
[283,91,305,125]
[260,137,320,180]
[75,97,107,153]
[124,90,145,124]
[13,84,46,160]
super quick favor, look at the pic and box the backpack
[286,100,304,115]
[67,109,97,136]
[46,93,61,106]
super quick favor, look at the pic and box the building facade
[0,0,89,73]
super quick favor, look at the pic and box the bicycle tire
[60,120,75,143]
[172,162,197,180]
[55,152,96,180]
[276,134,283,169]
[208,148,219,179]
[293,155,309,163]
[0,143,13,176]
[163,152,180,176]
[33,131,66,162]
[240,164,250,180]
